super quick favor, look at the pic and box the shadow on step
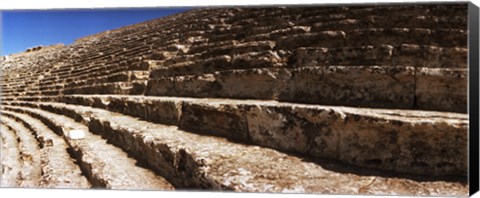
[277,148,467,184]
[174,123,468,185]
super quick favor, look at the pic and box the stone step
[299,10,466,26]
[2,102,467,195]
[65,63,126,79]
[415,67,468,112]
[40,90,61,96]
[149,44,466,78]
[188,40,275,56]
[49,94,468,176]
[2,92,23,98]
[186,40,236,55]
[146,66,466,113]
[276,28,467,50]
[2,79,33,87]
[44,65,126,88]
[0,116,42,187]
[0,124,22,187]
[1,110,91,188]
[3,105,174,190]
[48,65,77,76]
[38,84,64,93]
[64,66,129,84]
[79,53,115,64]
[149,50,282,78]
[1,82,27,88]
[229,6,466,30]
[296,4,467,21]
[310,15,467,31]
[63,81,146,95]
[119,46,151,58]
[232,24,289,39]
[1,88,21,94]
[237,14,466,37]
[292,45,467,68]
[0,96,50,102]
[347,28,466,48]
[2,81,25,88]
[63,71,149,89]
[37,81,63,89]
[50,64,99,79]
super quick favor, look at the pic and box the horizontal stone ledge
[231,5,466,23]
[344,28,467,48]
[21,94,468,176]
[274,28,467,50]
[292,45,467,68]
[149,50,282,78]
[147,66,410,108]
[63,71,149,89]
[63,81,147,95]
[310,15,467,31]
[1,102,468,195]
[150,43,466,79]
[276,31,347,49]
[187,40,276,57]
[298,5,467,19]
[145,66,466,113]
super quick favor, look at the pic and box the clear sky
[0,8,189,56]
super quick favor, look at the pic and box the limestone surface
[0,3,469,196]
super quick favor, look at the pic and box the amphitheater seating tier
[0,4,470,196]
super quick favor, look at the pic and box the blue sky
[0,8,188,56]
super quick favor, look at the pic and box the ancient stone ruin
[0,4,470,196]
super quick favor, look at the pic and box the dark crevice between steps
[65,147,93,188]
[65,147,100,188]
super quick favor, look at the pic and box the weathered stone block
[292,45,393,67]
[124,97,146,118]
[147,66,417,110]
[144,98,182,125]
[346,28,467,48]
[276,31,347,49]
[130,80,147,95]
[215,68,283,99]
[396,44,467,68]
[145,78,176,96]
[415,68,467,113]
[179,102,248,141]
[336,109,467,176]
[244,103,468,175]
[245,105,322,156]
[280,66,415,109]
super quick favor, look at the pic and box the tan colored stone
[415,68,467,113]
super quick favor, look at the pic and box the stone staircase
[0,4,469,196]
